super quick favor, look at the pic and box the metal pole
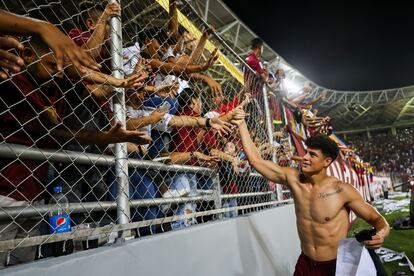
[233,22,240,48]
[0,143,216,174]
[262,85,283,201]
[281,104,295,201]
[262,85,274,146]
[0,196,215,220]
[0,189,276,220]
[282,104,293,151]
[203,0,210,22]
[109,0,130,237]
[212,173,223,220]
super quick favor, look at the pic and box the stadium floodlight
[284,78,302,96]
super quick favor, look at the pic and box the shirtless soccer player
[233,117,390,275]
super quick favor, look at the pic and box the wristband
[206,118,211,128]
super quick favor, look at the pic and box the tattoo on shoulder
[319,186,344,198]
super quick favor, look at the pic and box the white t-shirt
[126,105,173,135]
[156,46,190,94]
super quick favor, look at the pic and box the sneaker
[376,248,389,255]
[161,188,191,213]
[384,253,405,262]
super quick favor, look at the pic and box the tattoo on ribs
[319,186,343,198]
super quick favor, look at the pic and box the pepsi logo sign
[56,217,66,226]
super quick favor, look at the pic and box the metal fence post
[110,0,131,238]
[262,85,274,146]
[212,173,223,220]
[262,85,283,201]
[282,104,293,151]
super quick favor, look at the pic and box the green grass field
[350,198,414,275]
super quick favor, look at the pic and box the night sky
[222,1,414,91]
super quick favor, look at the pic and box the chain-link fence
[0,0,294,267]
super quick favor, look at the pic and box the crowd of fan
[345,128,414,181]
[0,0,300,266]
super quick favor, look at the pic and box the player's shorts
[293,252,336,276]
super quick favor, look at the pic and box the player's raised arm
[232,112,293,185]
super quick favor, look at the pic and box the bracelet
[206,118,211,128]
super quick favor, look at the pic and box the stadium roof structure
[7,0,413,134]
[191,0,414,133]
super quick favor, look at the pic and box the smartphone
[159,101,171,113]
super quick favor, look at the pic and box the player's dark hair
[305,135,339,161]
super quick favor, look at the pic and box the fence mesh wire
[0,0,293,267]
